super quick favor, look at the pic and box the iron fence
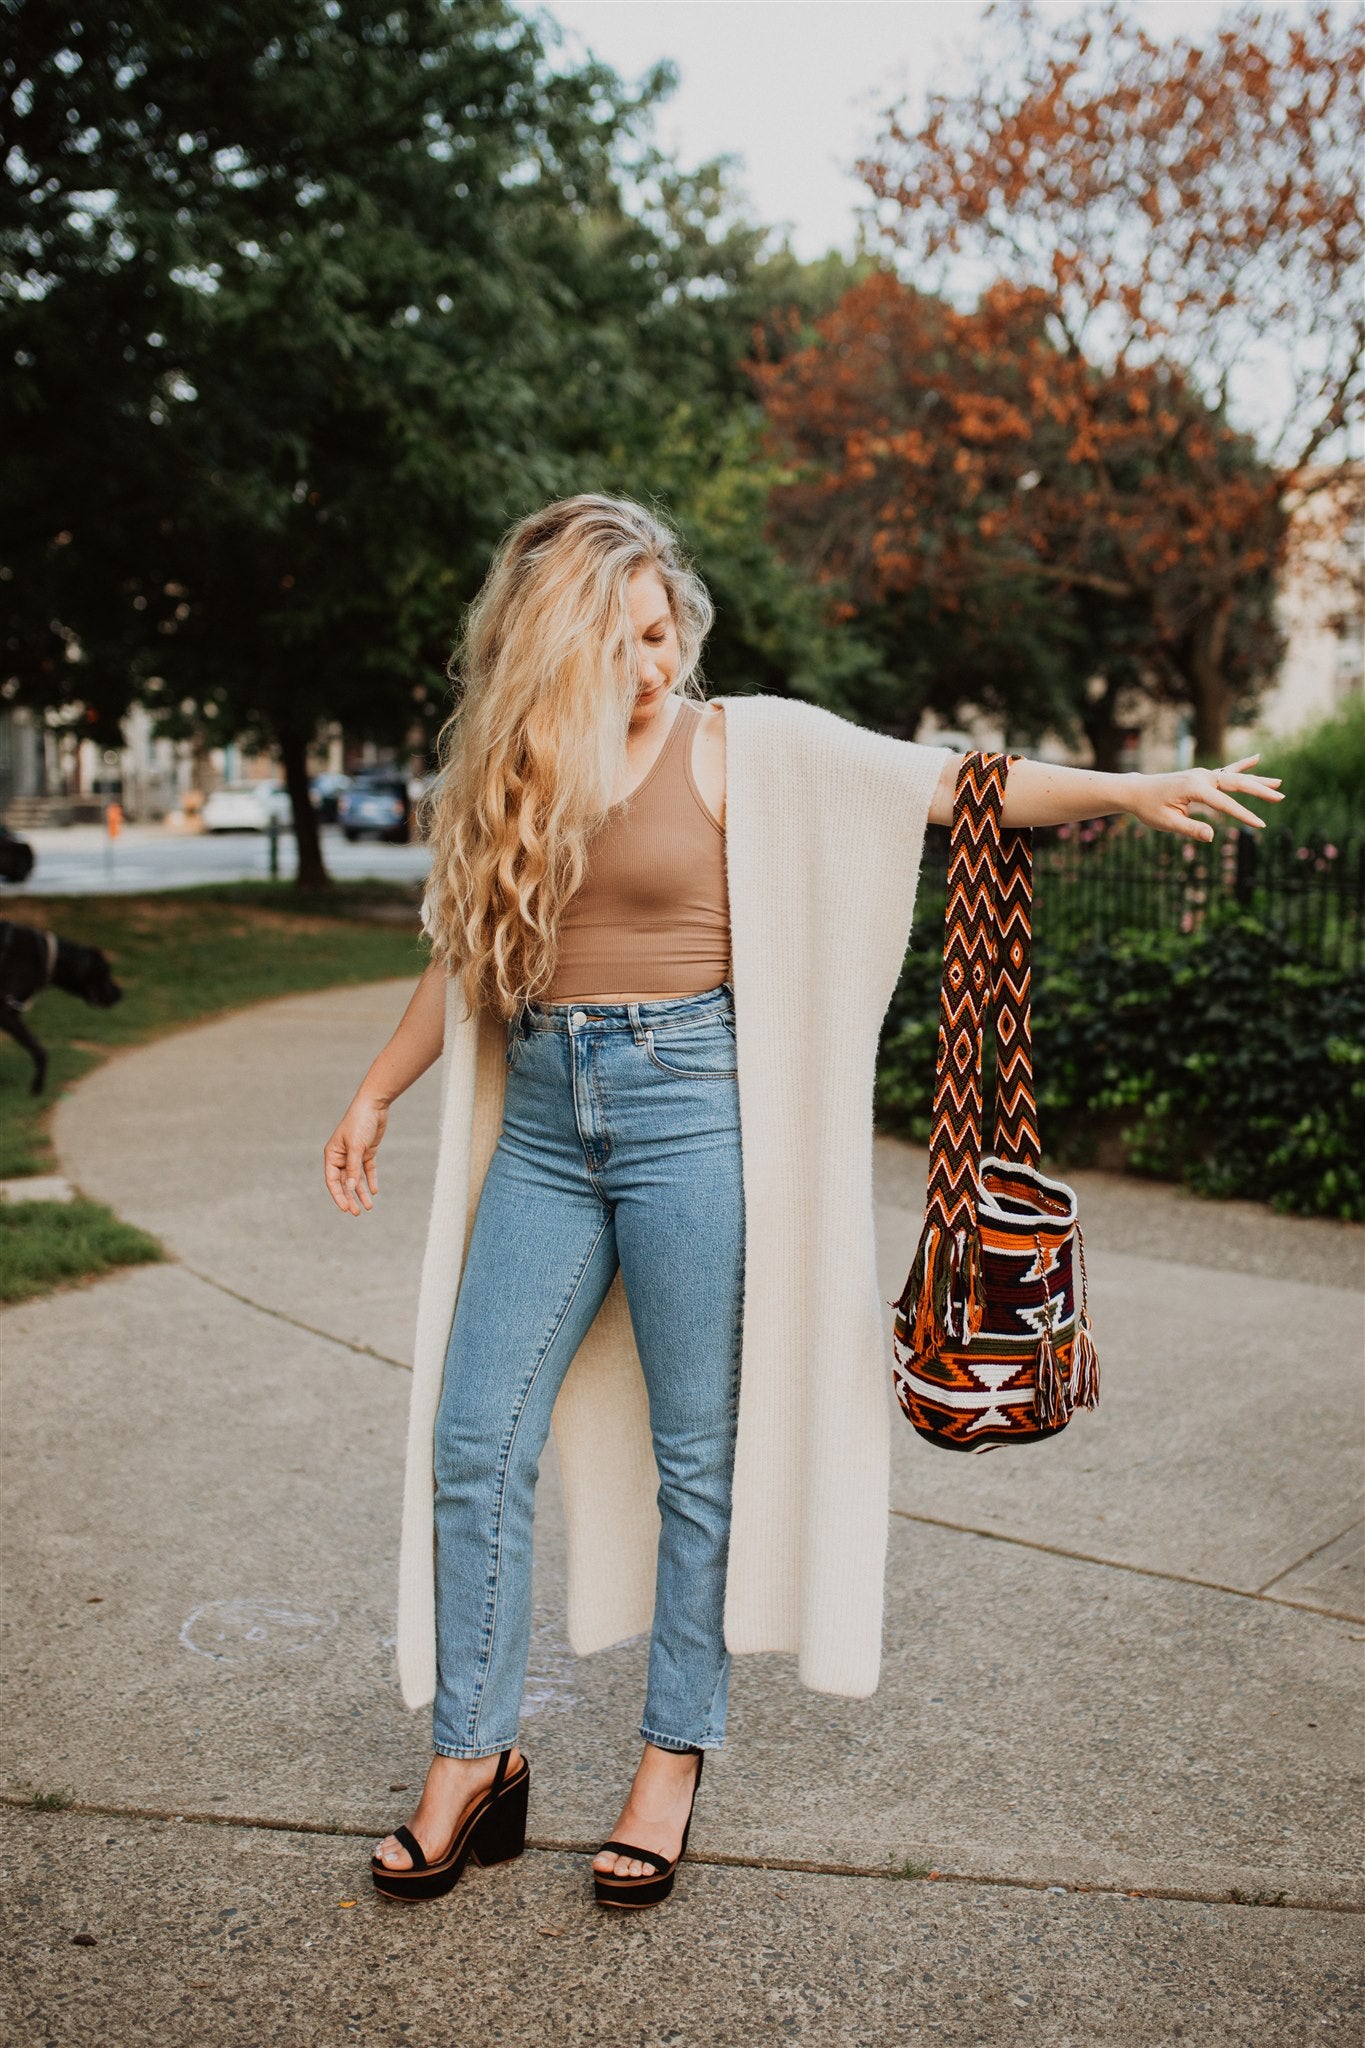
[911,822,1365,972]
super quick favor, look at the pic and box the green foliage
[878,915,1365,1220]
[2,1,808,856]
[0,1198,164,1306]
[1250,698,1365,848]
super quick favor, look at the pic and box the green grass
[0,1198,165,1306]
[1,881,427,1294]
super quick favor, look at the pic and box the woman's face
[626,566,679,730]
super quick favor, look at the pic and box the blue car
[338,774,411,844]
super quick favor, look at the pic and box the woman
[323,493,1281,1911]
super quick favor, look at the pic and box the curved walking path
[2,979,1362,2044]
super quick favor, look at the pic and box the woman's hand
[321,959,448,1217]
[1124,755,1284,842]
[324,1093,389,1217]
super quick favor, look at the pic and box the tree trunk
[1080,675,1125,773]
[1185,596,1235,766]
[276,721,330,891]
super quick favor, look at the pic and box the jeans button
[571,1009,586,1028]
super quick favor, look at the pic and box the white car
[201,781,294,833]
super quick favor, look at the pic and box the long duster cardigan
[396,692,952,1710]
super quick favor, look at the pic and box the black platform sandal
[371,1747,529,1904]
[592,1745,704,1910]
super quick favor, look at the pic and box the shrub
[1252,696,1365,850]
[878,915,1365,1220]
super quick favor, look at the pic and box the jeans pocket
[644,1014,737,1080]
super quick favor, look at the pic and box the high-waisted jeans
[431,978,745,1760]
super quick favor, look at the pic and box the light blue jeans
[431,978,745,1760]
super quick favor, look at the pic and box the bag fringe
[1032,1315,1062,1427]
[958,1224,985,1343]
[1071,1314,1100,1410]
[895,1216,959,1356]
[1070,1223,1100,1410]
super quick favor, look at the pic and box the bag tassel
[1070,1223,1100,1411]
[1033,1315,1062,1427]
[930,1224,954,1344]
[957,1223,985,1344]
[1071,1314,1100,1410]
[894,1217,957,1357]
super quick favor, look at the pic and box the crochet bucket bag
[890,750,1100,1453]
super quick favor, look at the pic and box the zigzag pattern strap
[990,810,1040,1167]
[924,752,1009,1234]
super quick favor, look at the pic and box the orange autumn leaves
[858,0,1359,387]
[749,271,1281,625]
[747,1,1360,758]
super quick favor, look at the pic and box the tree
[749,269,1284,765]
[855,0,1362,760]
[1,0,685,882]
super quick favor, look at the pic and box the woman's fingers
[323,1140,357,1215]
[323,1095,389,1216]
[1164,807,1216,841]
[323,1132,376,1215]
[1206,786,1273,830]
[347,1140,375,1212]
[1216,767,1284,800]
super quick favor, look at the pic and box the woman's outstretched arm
[926,749,1284,839]
[323,956,448,1217]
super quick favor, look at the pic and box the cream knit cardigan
[396,693,953,1710]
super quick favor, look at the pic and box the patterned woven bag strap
[989,800,1041,1167]
[923,751,1012,1236]
[897,749,1040,1351]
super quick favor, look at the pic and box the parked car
[309,772,352,824]
[0,825,35,883]
[338,773,411,844]
[201,781,294,833]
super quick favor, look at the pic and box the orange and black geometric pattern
[891,751,1101,1454]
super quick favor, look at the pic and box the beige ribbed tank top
[543,696,731,1002]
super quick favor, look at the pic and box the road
[1,821,432,896]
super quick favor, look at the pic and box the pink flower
[1296,846,1310,860]
[1324,844,1338,859]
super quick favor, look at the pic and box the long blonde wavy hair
[419,494,716,1022]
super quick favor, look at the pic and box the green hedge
[1253,697,1365,849]
[877,915,1365,1221]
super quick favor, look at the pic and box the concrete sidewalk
[2,979,1361,2045]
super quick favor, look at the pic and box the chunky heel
[593,1746,704,1910]
[371,1747,530,1903]
[471,1763,529,1865]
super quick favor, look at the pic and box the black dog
[0,827,35,884]
[0,920,123,1096]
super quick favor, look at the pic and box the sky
[533,1,1309,262]
[529,1,1356,459]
